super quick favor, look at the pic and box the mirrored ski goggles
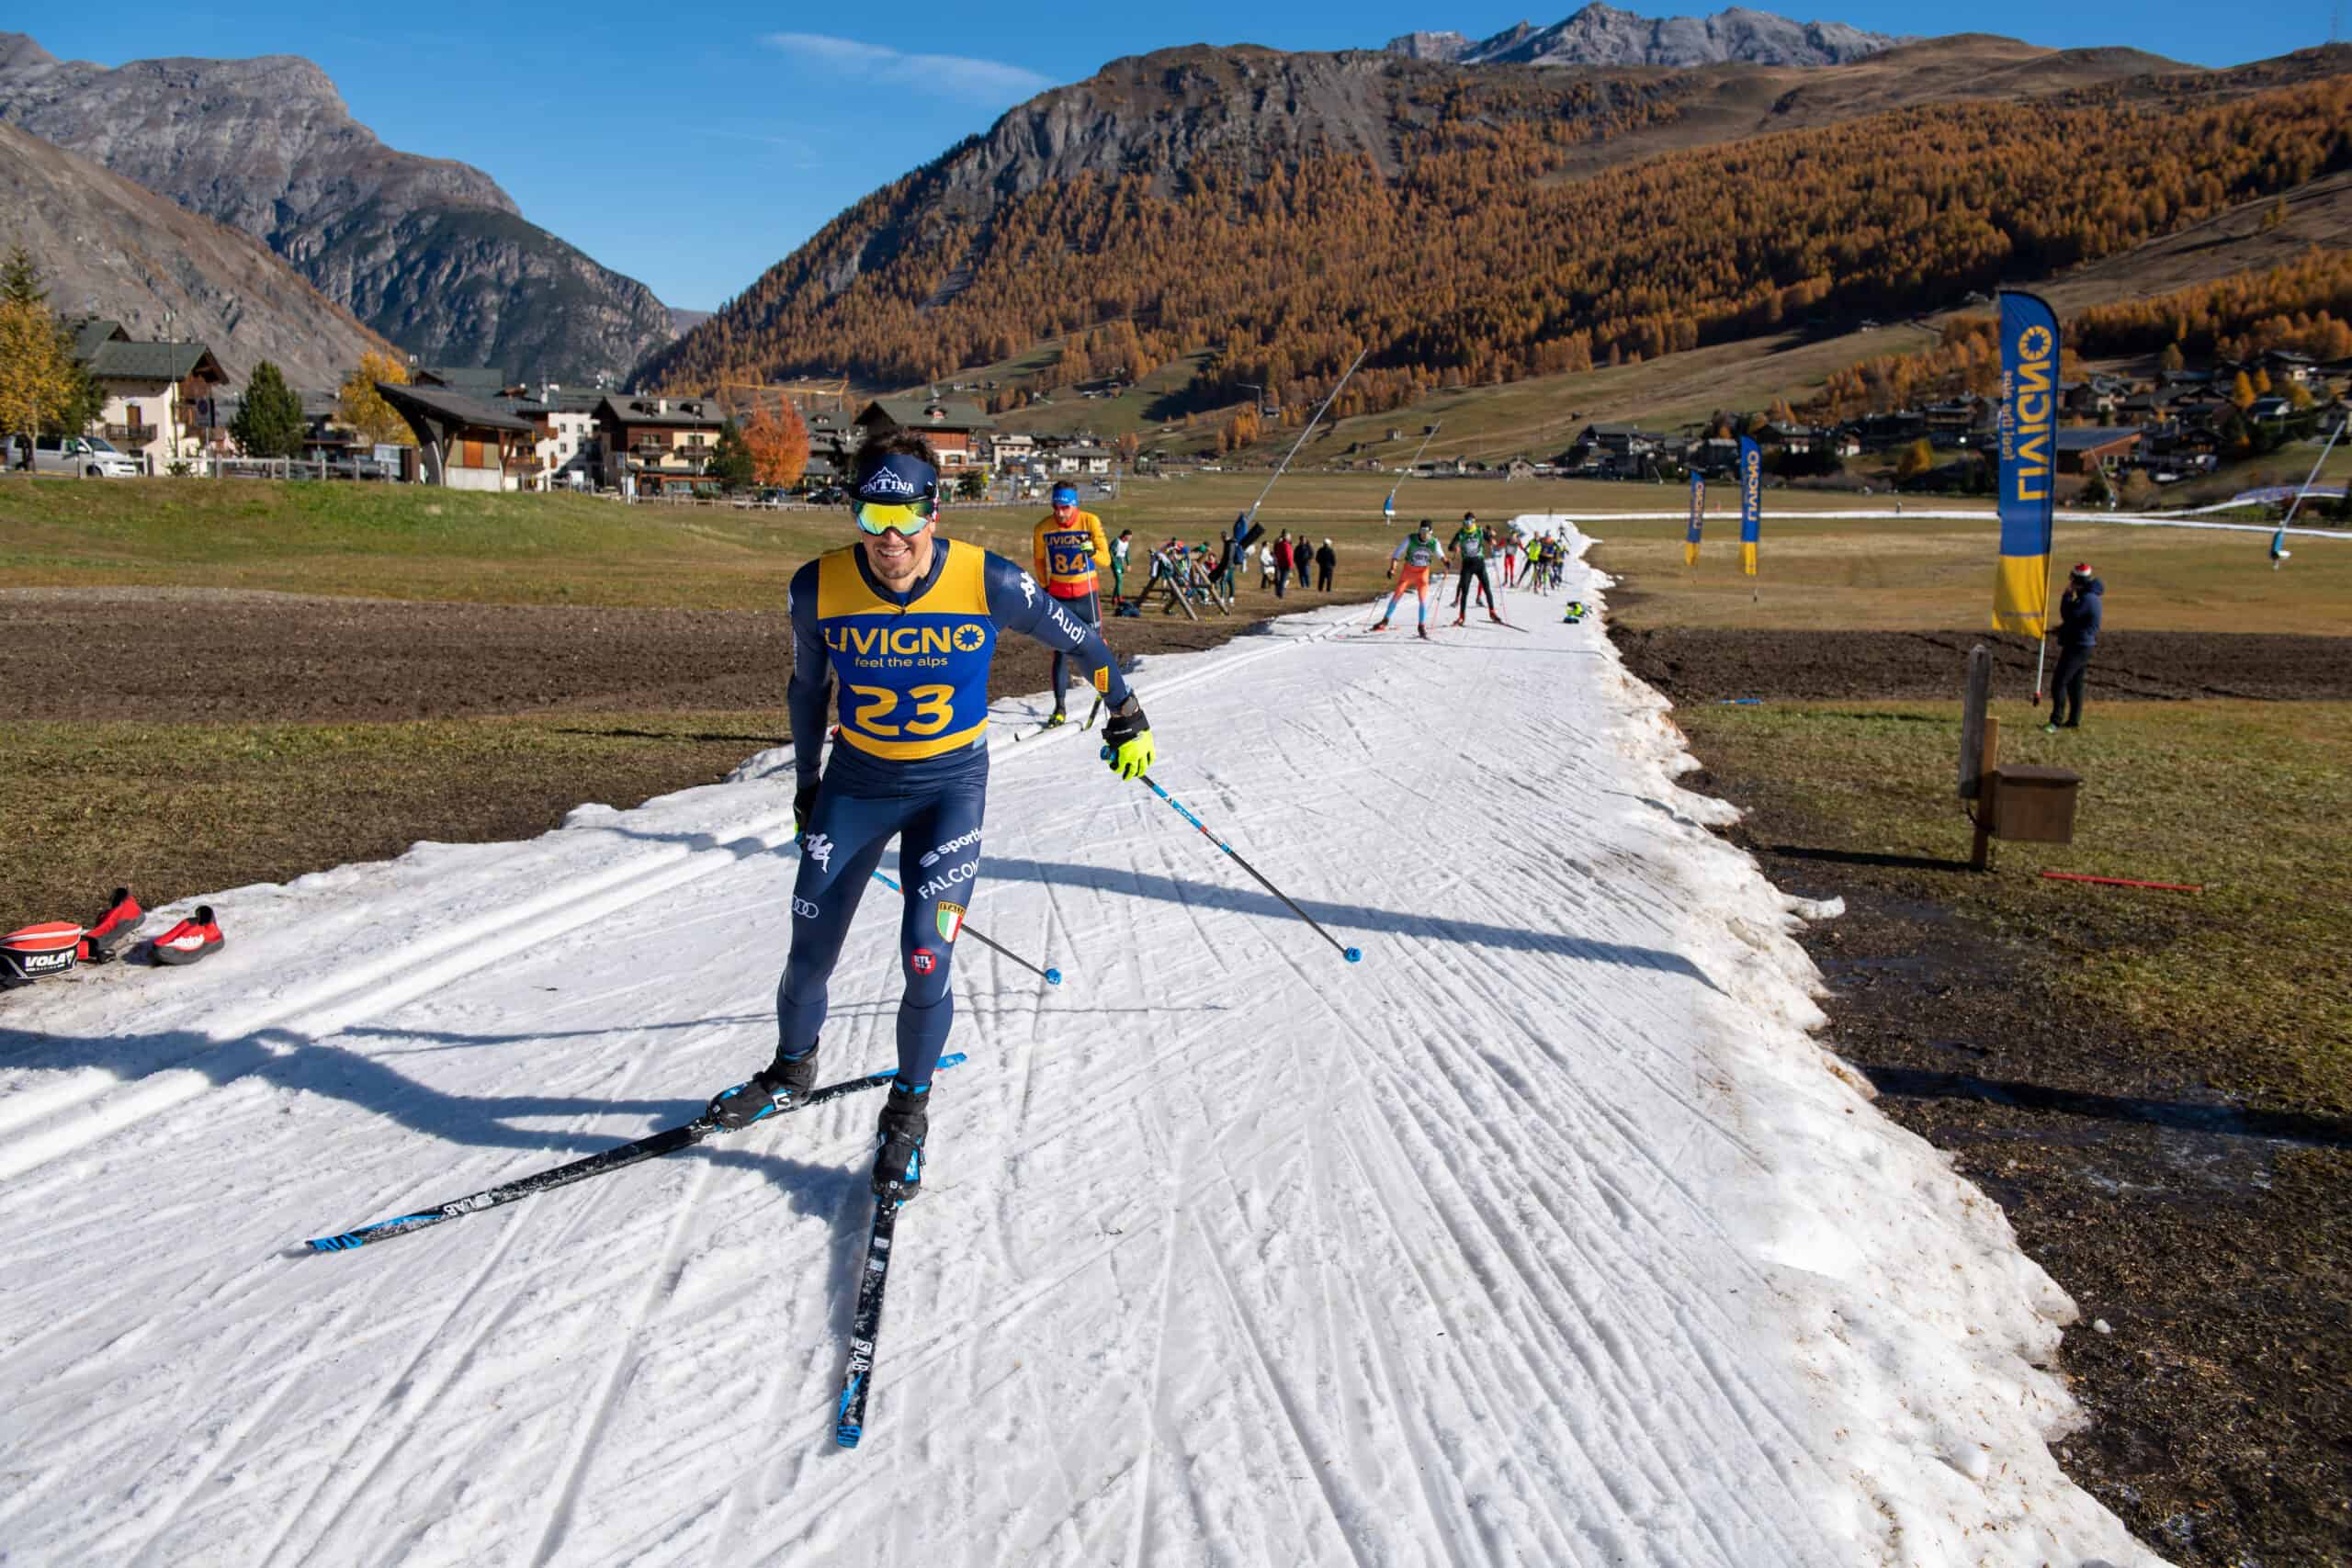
[853,500,936,536]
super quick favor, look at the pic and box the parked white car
[6,434,143,478]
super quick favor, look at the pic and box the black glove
[795,781,819,837]
[1100,698,1156,781]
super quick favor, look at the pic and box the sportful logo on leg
[802,832,834,871]
[918,826,983,868]
[936,902,965,942]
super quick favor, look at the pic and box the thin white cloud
[763,32,1053,103]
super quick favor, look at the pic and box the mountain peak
[1387,6,1910,68]
[0,31,56,71]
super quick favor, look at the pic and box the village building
[66,319,228,474]
[2054,426,2143,475]
[854,396,994,468]
[376,380,538,491]
[594,393,728,496]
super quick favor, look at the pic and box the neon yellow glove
[1100,698,1155,781]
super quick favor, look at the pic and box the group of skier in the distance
[1372,512,1574,637]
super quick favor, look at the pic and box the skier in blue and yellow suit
[708,428,1156,1203]
[1032,482,1113,725]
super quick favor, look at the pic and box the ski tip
[938,1051,968,1072]
[1343,947,1363,964]
[1045,966,1063,986]
[834,1424,863,1449]
[302,1234,361,1254]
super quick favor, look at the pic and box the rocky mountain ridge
[0,118,392,389]
[1387,5,1907,67]
[0,31,676,383]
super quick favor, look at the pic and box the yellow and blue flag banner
[1993,290,2060,635]
[1737,437,1761,577]
[1684,473,1704,566]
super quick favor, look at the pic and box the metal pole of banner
[2279,414,2346,530]
[1384,420,1442,522]
[1244,347,1369,526]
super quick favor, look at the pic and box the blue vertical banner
[1737,436,1762,577]
[1994,290,2060,635]
[1684,472,1705,566]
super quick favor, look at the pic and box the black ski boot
[707,1043,820,1131]
[871,1085,930,1201]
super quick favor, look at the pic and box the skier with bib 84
[707,429,1158,1201]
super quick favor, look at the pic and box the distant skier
[1447,513,1501,625]
[2044,562,2102,733]
[1373,520,1446,638]
[1031,484,1112,727]
[1111,529,1133,604]
[707,430,1158,1203]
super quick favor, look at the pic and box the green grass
[8,472,2346,636]
[1585,513,2352,635]
[1678,699,2352,1111]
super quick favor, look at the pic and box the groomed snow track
[0,524,2165,1567]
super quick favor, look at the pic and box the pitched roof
[2054,426,2143,451]
[857,397,995,432]
[66,318,130,360]
[597,393,726,430]
[377,380,535,434]
[85,339,224,383]
[413,365,513,395]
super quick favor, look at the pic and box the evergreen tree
[708,419,755,490]
[232,361,306,457]
[1,246,47,309]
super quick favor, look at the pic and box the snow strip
[0,530,2164,1567]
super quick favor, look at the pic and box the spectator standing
[1316,537,1336,591]
[2045,563,2102,732]
[1272,532,1295,599]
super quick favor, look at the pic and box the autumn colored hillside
[645,39,2352,432]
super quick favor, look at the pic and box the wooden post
[1959,644,1992,801]
[1970,716,2002,871]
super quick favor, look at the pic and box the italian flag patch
[936,901,965,942]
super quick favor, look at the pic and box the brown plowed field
[0,587,1254,723]
[1612,626,2352,705]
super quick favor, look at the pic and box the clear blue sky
[20,4,2329,308]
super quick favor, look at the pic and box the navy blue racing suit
[782,537,1132,1092]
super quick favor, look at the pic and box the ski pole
[1132,773,1362,964]
[867,868,1062,985]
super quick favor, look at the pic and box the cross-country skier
[1447,512,1502,626]
[1030,483,1112,727]
[1373,520,1446,638]
[1517,534,1544,590]
[707,430,1157,1202]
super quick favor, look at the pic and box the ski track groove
[527,1148,722,1567]
[1120,1088,1186,1568]
[251,1040,673,1568]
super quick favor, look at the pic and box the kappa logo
[1017,571,1038,607]
[802,832,834,871]
[916,862,977,900]
[918,826,983,868]
[792,896,820,919]
[909,948,936,976]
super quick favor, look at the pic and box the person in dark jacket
[2046,563,2102,731]
[1315,538,1336,591]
